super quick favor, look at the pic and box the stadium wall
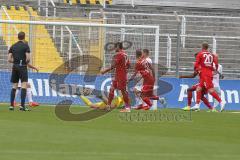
[0,71,239,110]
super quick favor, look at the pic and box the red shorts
[199,76,214,90]
[191,83,207,94]
[112,80,127,90]
[141,85,154,97]
[141,76,155,96]
[191,83,199,90]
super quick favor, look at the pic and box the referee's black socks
[21,88,27,108]
[10,88,16,106]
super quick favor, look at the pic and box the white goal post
[0,19,160,110]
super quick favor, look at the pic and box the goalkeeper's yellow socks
[118,97,124,107]
[112,97,124,108]
[80,96,92,106]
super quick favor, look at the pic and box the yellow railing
[1,6,104,74]
[64,0,112,5]
[1,6,64,73]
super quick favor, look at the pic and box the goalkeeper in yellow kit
[80,95,124,110]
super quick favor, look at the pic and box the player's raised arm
[100,61,116,75]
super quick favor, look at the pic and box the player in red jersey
[133,49,167,110]
[180,53,215,112]
[192,42,225,112]
[129,50,160,110]
[101,42,131,112]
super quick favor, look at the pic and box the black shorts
[11,65,28,83]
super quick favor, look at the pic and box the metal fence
[89,11,240,79]
[2,0,240,78]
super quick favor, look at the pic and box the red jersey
[135,57,155,85]
[113,50,130,81]
[195,49,218,77]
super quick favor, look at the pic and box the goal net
[0,19,160,109]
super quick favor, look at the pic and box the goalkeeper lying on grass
[80,95,124,110]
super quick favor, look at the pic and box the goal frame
[0,19,160,110]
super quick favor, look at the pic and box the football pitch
[0,104,240,160]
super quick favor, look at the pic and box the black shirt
[8,41,30,66]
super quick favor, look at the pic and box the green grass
[0,104,240,160]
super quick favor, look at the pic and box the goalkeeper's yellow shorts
[80,95,124,109]
[95,97,123,109]
[95,102,107,109]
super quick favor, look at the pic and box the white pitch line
[228,112,240,114]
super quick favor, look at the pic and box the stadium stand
[0,37,9,70]
[0,0,240,78]
[113,0,240,9]
[89,11,240,78]
[0,5,64,73]
[45,17,104,73]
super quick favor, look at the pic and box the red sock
[121,90,130,107]
[196,90,202,104]
[201,97,212,109]
[107,88,114,105]
[187,89,193,106]
[210,91,222,103]
[142,97,152,107]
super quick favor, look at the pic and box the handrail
[0,19,159,29]
[1,6,19,48]
[89,11,177,18]
[43,0,56,18]
[105,30,240,39]
[131,0,135,7]
[49,0,56,38]
[49,0,56,17]
[65,26,83,55]
[90,10,240,20]
[1,6,19,34]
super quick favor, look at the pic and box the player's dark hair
[143,49,149,55]
[18,31,25,40]
[202,42,209,50]
[194,53,198,58]
[136,49,142,58]
[115,42,123,50]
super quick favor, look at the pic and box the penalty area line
[228,112,240,114]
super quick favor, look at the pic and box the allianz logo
[28,77,140,99]
[28,78,96,97]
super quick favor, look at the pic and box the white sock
[15,89,19,100]
[27,88,33,103]
[193,103,200,108]
[141,99,146,106]
[213,100,219,108]
[135,96,142,106]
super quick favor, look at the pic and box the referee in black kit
[8,32,31,111]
